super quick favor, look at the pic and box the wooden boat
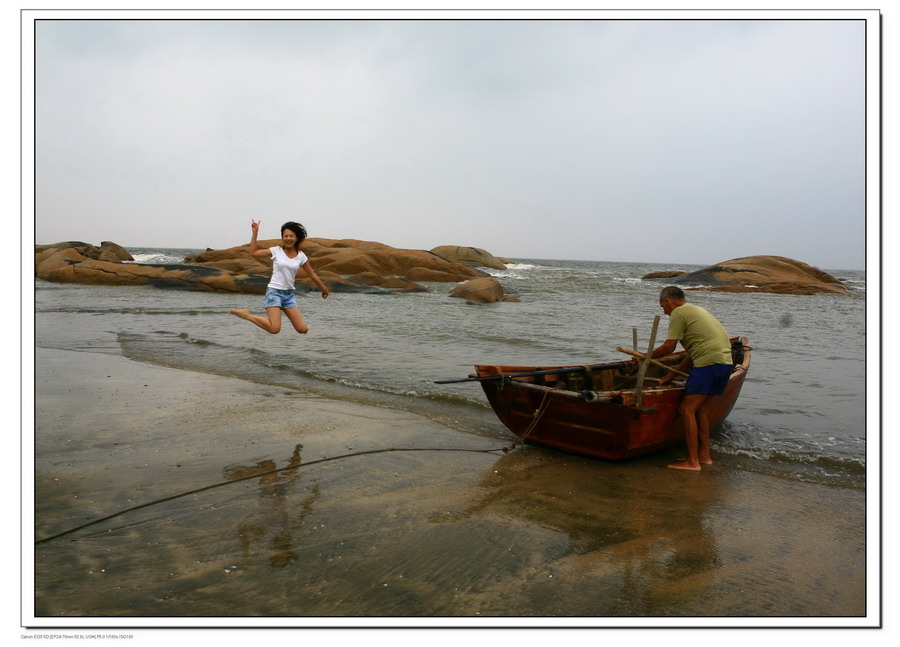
[460,337,751,460]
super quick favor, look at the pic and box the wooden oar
[615,347,690,378]
[634,316,659,407]
[434,360,630,385]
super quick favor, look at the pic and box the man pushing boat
[647,286,734,471]
[438,286,748,462]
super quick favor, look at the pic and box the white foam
[127,252,190,265]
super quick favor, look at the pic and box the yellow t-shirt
[666,303,732,367]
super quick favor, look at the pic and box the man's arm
[659,353,693,386]
[650,339,678,359]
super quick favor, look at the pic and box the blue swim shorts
[684,363,733,396]
[264,287,297,309]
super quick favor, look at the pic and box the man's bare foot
[673,455,712,466]
[229,308,252,321]
[667,460,701,471]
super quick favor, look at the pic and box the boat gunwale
[473,336,751,402]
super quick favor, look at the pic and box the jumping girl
[229,220,329,334]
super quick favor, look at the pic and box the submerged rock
[643,255,848,295]
[642,270,686,280]
[449,277,521,304]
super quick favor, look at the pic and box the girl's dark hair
[281,222,307,251]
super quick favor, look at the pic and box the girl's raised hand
[251,220,260,234]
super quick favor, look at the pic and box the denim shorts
[684,363,733,396]
[264,287,297,309]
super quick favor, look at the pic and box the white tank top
[268,246,308,290]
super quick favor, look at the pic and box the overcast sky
[32,14,871,270]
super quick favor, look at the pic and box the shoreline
[31,347,867,622]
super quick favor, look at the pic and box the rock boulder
[35,241,134,265]
[36,246,268,293]
[449,277,521,304]
[642,256,848,295]
[98,241,134,263]
[429,245,507,270]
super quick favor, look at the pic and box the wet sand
[31,348,868,623]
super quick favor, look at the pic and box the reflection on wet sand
[224,444,321,569]
[462,449,723,612]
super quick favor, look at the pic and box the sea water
[33,249,868,490]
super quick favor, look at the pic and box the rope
[35,445,514,546]
[506,388,554,453]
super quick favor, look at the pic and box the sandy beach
[32,347,867,622]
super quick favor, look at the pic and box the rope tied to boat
[506,388,554,453]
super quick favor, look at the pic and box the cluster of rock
[35,241,847,302]
[35,241,271,294]
[34,239,520,303]
[641,255,848,295]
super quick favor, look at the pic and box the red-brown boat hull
[476,339,750,460]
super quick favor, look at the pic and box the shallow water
[35,251,868,489]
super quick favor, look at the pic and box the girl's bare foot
[229,309,252,321]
